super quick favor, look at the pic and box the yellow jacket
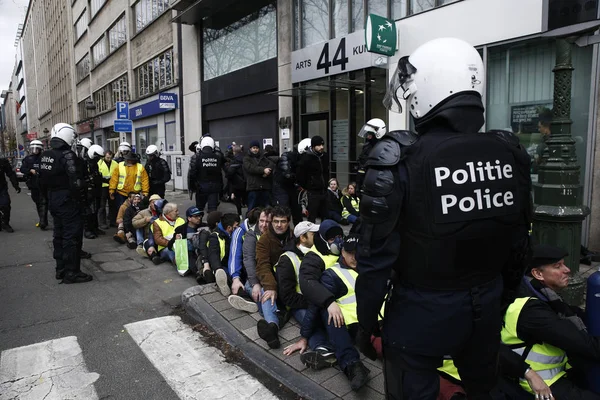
[109,162,149,197]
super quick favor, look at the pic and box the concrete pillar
[180,23,202,151]
[277,0,293,153]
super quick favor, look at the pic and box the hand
[175,234,182,240]
[262,289,277,306]
[148,247,156,257]
[283,338,308,356]
[203,262,210,271]
[356,326,378,361]
[231,278,245,296]
[252,284,262,303]
[327,302,344,328]
[30,169,36,175]
[263,168,272,175]
[525,368,553,400]
[14,186,21,193]
[230,193,235,200]
[110,193,115,200]
[145,216,152,223]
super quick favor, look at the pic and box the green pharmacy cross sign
[365,14,397,57]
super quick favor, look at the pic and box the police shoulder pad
[488,130,519,147]
[365,138,401,167]
[387,130,419,147]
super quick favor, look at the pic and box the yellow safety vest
[341,195,360,219]
[98,159,118,188]
[274,251,302,294]
[117,162,143,192]
[308,246,339,269]
[438,358,461,382]
[501,297,569,393]
[153,217,186,251]
[329,263,358,325]
[207,232,226,263]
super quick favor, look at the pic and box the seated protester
[340,182,360,225]
[254,206,294,349]
[210,213,240,297]
[497,244,600,399]
[150,203,185,265]
[299,233,370,391]
[228,207,263,297]
[326,178,347,225]
[166,206,204,275]
[132,194,162,256]
[141,199,167,260]
[113,192,136,244]
[194,211,222,284]
[123,193,143,249]
[228,207,272,313]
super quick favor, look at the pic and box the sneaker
[80,250,92,259]
[203,268,215,283]
[1,223,14,233]
[151,255,163,265]
[300,347,337,370]
[61,272,93,284]
[345,360,370,391]
[113,232,126,244]
[215,269,231,297]
[257,319,280,349]
[228,295,258,313]
[136,245,146,257]
[127,242,137,249]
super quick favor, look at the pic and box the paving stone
[221,307,248,321]
[250,312,262,321]
[302,366,341,384]
[321,370,353,397]
[212,299,232,312]
[367,372,385,394]
[99,260,143,272]
[242,326,260,341]
[342,386,385,400]
[230,315,257,331]
[278,325,301,341]
[363,356,384,370]
[268,347,287,361]
[283,353,307,372]
[202,292,224,303]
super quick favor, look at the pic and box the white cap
[294,221,320,238]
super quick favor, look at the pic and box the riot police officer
[0,156,21,232]
[86,144,105,237]
[22,140,48,230]
[355,38,532,399]
[39,123,92,284]
[356,118,386,193]
[145,144,171,198]
[76,139,100,239]
[188,136,225,214]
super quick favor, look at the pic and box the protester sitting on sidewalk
[132,194,162,256]
[109,152,149,212]
[209,213,240,296]
[228,208,263,296]
[255,206,294,349]
[150,203,185,265]
[325,178,346,225]
[140,199,167,260]
[123,193,143,249]
[340,182,360,225]
[228,207,272,313]
[113,192,136,244]
[165,206,204,275]
[193,211,222,284]
[300,234,370,390]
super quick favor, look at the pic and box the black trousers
[0,186,11,224]
[149,183,166,199]
[306,191,328,223]
[98,187,116,226]
[48,190,83,277]
[29,188,48,226]
[383,277,503,400]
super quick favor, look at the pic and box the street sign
[158,93,176,109]
[116,101,129,120]
[365,14,397,57]
[114,119,133,133]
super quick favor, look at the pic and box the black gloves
[356,325,378,361]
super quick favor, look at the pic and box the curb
[182,286,337,400]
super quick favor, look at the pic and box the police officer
[144,144,171,198]
[114,142,133,163]
[76,139,99,239]
[86,144,105,237]
[356,118,386,193]
[39,123,92,284]
[0,156,21,232]
[22,140,48,230]
[355,38,533,399]
[188,136,225,215]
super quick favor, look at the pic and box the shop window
[135,0,170,33]
[136,49,174,97]
[203,4,276,81]
[485,40,593,185]
[333,0,349,38]
[351,0,364,32]
[302,0,329,46]
[136,126,158,163]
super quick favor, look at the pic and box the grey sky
[0,0,28,92]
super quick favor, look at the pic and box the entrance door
[301,112,329,146]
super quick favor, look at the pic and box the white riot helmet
[29,140,44,153]
[118,142,132,153]
[50,123,77,146]
[297,138,312,154]
[88,144,104,159]
[146,144,159,156]
[200,136,215,150]
[383,37,484,119]
[358,118,387,140]
[78,138,93,149]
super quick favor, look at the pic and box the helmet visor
[383,56,417,114]
[358,125,376,139]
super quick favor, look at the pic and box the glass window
[391,0,407,19]
[74,10,88,40]
[110,75,128,105]
[351,0,364,32]
[203,4,276,80]
[410,0,435,14]
[485,40,593,185]
[165,122,176,151]
[76,54,90,82]
[333,0,349,38]
[109,15,126,52]
[302,0,329,47]
[136,48,173,97]
[368,0,388,17]
[92,37,107,65]
[78,97,91,121]
[135,0,170,33]
[90,0,106,17]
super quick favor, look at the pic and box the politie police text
[434,160,514,215]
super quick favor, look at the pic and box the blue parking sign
[116,102,129,120]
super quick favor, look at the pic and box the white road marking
[0,336,99,400]
[125,316,277,400]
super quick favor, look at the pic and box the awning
[268,78,373,97]
[541,19,600,38]
[171,0,274,26]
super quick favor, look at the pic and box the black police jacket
[39,137,86,203]
[296,149,329,192]
[189,148,224,188]
[145,156,171,186]
[22,154,41,189]
[274,150,299,187]
[0,158,18,190]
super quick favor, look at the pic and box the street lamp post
[532,37,590,305]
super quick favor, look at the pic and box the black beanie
[311,135,324,147]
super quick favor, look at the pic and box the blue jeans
[245,281,279,326]
[321,309,360,371]
[246,190,270,214]
[135,228,145,245]
[160,248,175,263]
[293,308,329,350]
[347,214,358,224]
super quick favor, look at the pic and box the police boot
[84,230,97,239]
[61,272,93,284]
[1,223,14,233]
[345,361,370,391]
